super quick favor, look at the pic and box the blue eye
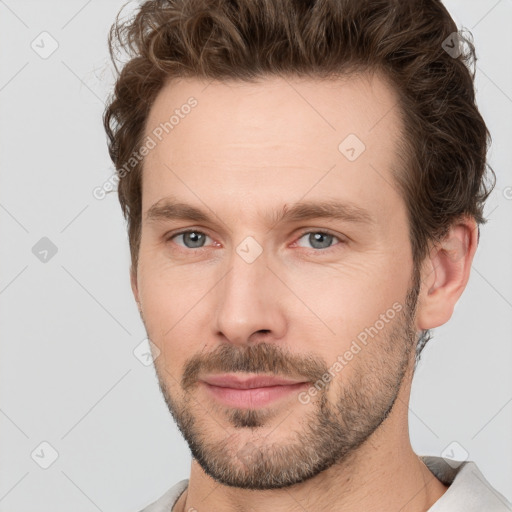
[168,230,342,252]
[171,230,212,249]
[296,231,340,250]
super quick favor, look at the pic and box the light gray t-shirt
[139,455,512,511]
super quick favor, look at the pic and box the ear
[416,216,479,330]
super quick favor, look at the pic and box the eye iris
[183,231,205,248]
[309,232,333,249]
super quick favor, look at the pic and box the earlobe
[416,217,478,330]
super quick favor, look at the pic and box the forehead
[141,73,405,225]
[144,73,402,154]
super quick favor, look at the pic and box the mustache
[181,342,329,391]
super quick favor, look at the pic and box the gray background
[0,1,511,510]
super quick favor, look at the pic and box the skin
[131,73,478,512]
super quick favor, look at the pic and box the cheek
[284,253,412,354]
[136,257,214,366]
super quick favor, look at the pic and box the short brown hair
[103,0,494,353]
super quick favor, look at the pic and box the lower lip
[201,382,309,408]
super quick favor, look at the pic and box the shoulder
[137,479,189,512]
[421,456,512,511]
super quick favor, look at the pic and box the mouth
[199,373,310,408]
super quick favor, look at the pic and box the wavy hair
[103,0,495,358]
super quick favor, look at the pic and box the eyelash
[294,229,345,252]
[165,228,345,253]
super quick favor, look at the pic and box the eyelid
[165,226,210,239]
[165,228,216,247]
[295,228,344,240]
[292,229,346,251]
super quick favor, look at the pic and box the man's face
[134,74,420,489]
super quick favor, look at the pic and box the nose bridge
[213,242,286,344]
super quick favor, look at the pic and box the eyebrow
[145,197,375,227]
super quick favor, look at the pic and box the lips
[200,373,307,389]
[199,373,310,408]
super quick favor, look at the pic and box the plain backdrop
[0,1,511,510]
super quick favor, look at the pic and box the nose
[212,245,288,346]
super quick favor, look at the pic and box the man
[103,0,511,510]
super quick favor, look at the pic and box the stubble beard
[152,274,420,490]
